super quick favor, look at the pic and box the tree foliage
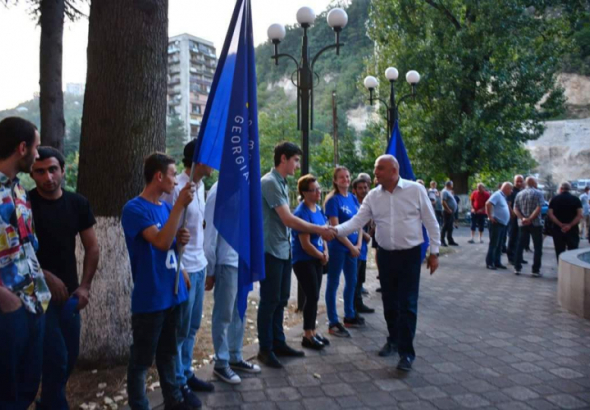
[367,0,569,193]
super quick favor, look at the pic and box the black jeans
[257,253,291,351]
[293,259,323,331]
[127,307,181,410]
[441,212,455,243]
[506,217,519,263]
[515,225,543,273]
[377,245,422,360]
[354,259,367,308]
[552,225,579,260]
[486,222,507,267]
[471,213,486,232]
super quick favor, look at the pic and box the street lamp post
[363,68,421,141]
[268,7,349,175]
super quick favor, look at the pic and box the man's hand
[205,276,215,291]
[0,286,22,313]
[321,252,329,266]
[522,218,531,226]
[319,226,336,241]
[490,217,498,224]
[73,285,90,310]
[44,270,69,304]
[176,228,191,247]
[426,254,439,275]
[182,269,191,290]
[561,224,571,233]
[349,245,361,258]
[177,182,196,208]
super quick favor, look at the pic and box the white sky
[0,0,335,111]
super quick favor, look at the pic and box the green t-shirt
[261,169,290,260]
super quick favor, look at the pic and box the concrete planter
[558,248,590,320]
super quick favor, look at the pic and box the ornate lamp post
[268,7,349,175]
[363,68,421,140]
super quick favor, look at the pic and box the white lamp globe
[364,76,378,90]
[327,8,348,29]
[406,70,421,84]
[267,24,286,42]
[296,7,316,26]
[385,67,399,81]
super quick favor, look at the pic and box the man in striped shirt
[513,177,545,277]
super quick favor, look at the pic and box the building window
[168,106,177,116]
[191,104,201,114]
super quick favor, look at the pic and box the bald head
[525,176,537,188]
[376,154,399,169]
[559,181,571,192]
[501,182,513,196]
[514,174,524,190]
[374,155,400,189]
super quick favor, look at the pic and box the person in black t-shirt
[29,147,99,410]
[547,182,583,260]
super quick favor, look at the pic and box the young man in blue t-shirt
[122,153,195,410]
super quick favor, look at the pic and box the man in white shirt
[580,186,589,242]
[162,140,214,408]
[331,155,441,372]
[204,182,261,385]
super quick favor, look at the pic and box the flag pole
[174,161,197,295]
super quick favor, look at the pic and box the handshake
[317,225,339,241]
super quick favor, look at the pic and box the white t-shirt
[162,171,208,272]
[581,193,590,216]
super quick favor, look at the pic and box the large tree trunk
[39,0,66,151]
[77,0,168,363]
[449,171,470,195]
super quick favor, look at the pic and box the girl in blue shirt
[324,166,364,337]
[292,175,330,350]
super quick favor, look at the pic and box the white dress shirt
[162,171,208,272]
[336,178,441,254]
[204,182,239,276]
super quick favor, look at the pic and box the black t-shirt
[507,187,521,209]
[549,192,582,225]
[29,189,96,294]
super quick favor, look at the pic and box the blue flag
[386,121,430,261]
[193,0,264,320]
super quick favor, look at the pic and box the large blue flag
[193,0,264,320]
[386,121,430,261]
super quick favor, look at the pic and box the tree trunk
[39,0,66,152]
[77,0,168,363]
[449,171,470,195]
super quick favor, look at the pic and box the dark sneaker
[230,360,261,373]
[397,356,413,371]
[329,322,351,338]
[495,264,508,270]
[257,350,283,369]
[213,366,241,384]
[302,336,324,350]
[522,260,528,264]
[467,239,475,244]
[378,341,397,357]
[441,242,448,247]
[532,271,542,278]
[186,374,214,393]
[376,288,382,293]
[180,384,202,409]
[486,265,497,271]
[356,303,375,314]
[274,344,305,357]
[165,400,194,410]
[449,242,460,246]
[344,316,366,328]
[514,269,521,276]
[315,333,330,346]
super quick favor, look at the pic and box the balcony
[168,78,181,86]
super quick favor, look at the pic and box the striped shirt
[514,188,544,227]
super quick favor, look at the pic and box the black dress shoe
[378,341,397,357]
[397,356,413,371]
[495,264,508,270]
[257,350,283,369]
[356,303,375,314]
[376,288,382,293]
[302,336,324,350]
[273,344,305,357]
[449,242,460,246]
[315,333,330,346]
[522,260,528,264]
[441,242,448,247]
[486,265,497,270]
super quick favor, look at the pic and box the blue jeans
[486,222,508,267]
[38,301,81,410]
[175,269,205,386]
[212,265,246,369]
[257,253,291,351]
[0,305,45,410]
[326,248,357,325]
[127,307,181,410]
[377,245,421,360]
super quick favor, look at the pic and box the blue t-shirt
[122,197,188,314]
[488,191,510,226]
[291,202,327,264]
[325,193,360,254]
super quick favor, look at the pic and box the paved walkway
[145,228,590,409]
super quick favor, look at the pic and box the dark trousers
[471,213,486,232]
[486,222,507,267]
[435,210,443,227]
[0,306,45,410]
[441,212,455,243]
[377,245,422,360]
[127,307,181,410]
[38,301,81,410]
[258,253,291,351]
[354,259,367,308]
[292,259,323,331]
[506,217,519,263]
[515,225,543,273]
[552,226,579,260]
